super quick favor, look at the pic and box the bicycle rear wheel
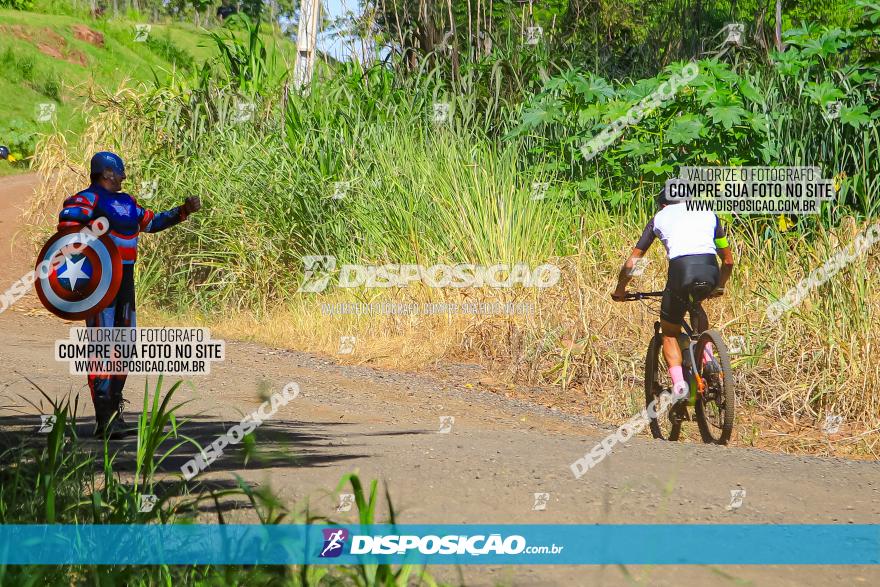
[645,332,681,441]
[694,329,735,444]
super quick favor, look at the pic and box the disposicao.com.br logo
[319,528,349,558]
[298,255,561,293]
[317,528,563,557]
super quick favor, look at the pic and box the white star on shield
[58,255,89,290]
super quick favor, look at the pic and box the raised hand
[183,196,201,215]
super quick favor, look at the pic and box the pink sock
[669,365,684,385]
[703,342,715,364]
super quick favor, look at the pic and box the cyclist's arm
[714,216,734,291]
[612,219,655,300]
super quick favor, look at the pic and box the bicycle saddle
[689,280,715,300]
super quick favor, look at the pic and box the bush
[0,119,38,163]
[0,47,63,101]
[13,51,35,83]
[0,0,35,10]
[146,33,195,72]
[38,72,62,102]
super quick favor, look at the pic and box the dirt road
[1,174,878,586]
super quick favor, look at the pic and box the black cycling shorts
[661,254,719,324]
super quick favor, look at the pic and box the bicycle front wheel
[645,333,681,441]
[694,329,735,445]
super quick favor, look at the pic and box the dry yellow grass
[136,239,880,461]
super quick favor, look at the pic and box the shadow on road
[0,411,434,518]
[0,412,380,475]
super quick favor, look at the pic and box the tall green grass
[72,65,566,312]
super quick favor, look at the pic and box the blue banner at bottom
[0,524,878,565]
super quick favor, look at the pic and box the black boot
[93,394,137,439]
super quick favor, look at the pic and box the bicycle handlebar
[622,291,665,301]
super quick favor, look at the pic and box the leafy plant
[203,13,285,96]
[335,473,435,587]
[0,119,36,163]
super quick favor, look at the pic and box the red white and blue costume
[58,183,189,401]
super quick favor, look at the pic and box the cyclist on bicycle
[612,183,735,402]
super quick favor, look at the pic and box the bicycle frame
[652,319,702,405]
[626,291,704,403]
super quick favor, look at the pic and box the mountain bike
[623,291,735,445]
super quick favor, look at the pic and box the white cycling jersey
[635,203,727,260]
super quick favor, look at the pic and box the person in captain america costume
[57,151,201,438]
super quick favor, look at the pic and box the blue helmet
[0,145,9,160]
[90,151,125,177]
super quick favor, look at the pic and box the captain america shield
[34,228,122,320]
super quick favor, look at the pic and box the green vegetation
[12,2,880,583]
[0,7,294,169]
[510,23,879,222]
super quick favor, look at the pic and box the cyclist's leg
[689,302,717,365]
[676,254,719,367]
[660,285,689,401]
[689,302,709,333]
[690,302,715,365]
[660,318,684,370]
